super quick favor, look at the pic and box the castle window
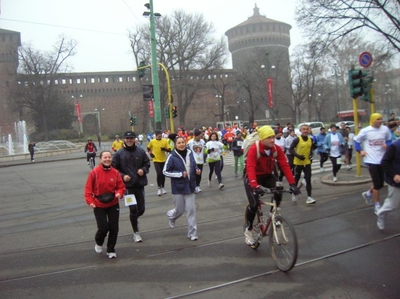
[118,77,123,82]
[104,77,109,83]
[76,78,81,84]
[90,78,95,83]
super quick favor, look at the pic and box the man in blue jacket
[316,127,328,172]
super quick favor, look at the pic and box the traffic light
[359,76,373,102]
[348,69,369,99]
[133,116,137,125]
[129,117,134,126]
[165,106,170,119]
[138,61,146,78]
[172,106,178,118]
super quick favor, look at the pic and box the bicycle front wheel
[89,158,95,170]
[269,214,298,272]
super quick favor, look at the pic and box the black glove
[150,153,155,158]
[161,148,166,151]
[297,155,305,161]
[252,186,265,196]
[289,184,301,195]
[208,148,214,153]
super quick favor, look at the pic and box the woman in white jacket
[206,132,224,189]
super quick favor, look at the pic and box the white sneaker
[161,187,167,194]
[188,236,198,241]
[168,219,175,229]
[346,165,352,171]
[377,216,385,230]
[157,189,161,196]
[107,252,117,259]
[87,162,89,165]
[374,205,381,215]
[194,186,199,194]
[302,178,307,186]
[244,228,255,245]
[94,244,103,253]
[219,183,224,189]
[291,194,298,202]
[306,197,316,204]
[362,191,373,206]
[207,180,211,187]
[197,186,201,192]
[333,176,337,182]
[133,232,143,243]
[320,167,325,172]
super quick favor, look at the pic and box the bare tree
[9,37,77,140]
[296,0,400,52]
[129,10,228,127]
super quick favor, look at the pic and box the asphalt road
[0,153,399,299]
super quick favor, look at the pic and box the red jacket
[246,141,295,188]
[224,131,235,143]
[84,165,126,208]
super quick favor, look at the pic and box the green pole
[149,0,161,130]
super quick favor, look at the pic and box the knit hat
[194,129,202,137]
[258,126,275,140]
[370,113,382,125]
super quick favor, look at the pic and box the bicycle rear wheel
[243,203,261,249]
[269,214,298,272]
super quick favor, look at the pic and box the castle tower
[225,4,292,122]
[0,28,21,135]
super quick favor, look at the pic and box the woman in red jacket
[84,150,126,259]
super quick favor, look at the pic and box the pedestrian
[232,131,244,177]
[147,130,171,196]
[284,129,296,175]
[97,134,102,149]
[224,129,235,151]
[339,122,352,170]
[274,129,286,181]
[206,132,224,189]
[376,139,400,230]
[323,124,346,182]
[346,126,354,165]
[316,127,328,172]
[289,124,317,204]
[112,131,151,243]
[28,140,35,162]
[84,138,97,166]
[111,135,124,152]
[187,129,206,193]
[163,136,200,240]
[138,133,144,146]
[354,113,392,214]
[84,150,126,258]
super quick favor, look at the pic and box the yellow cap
[258,125,275,140]
[370,113,382,125]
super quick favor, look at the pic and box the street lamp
[215,94,225,122]
[94,108,105,136]
[385,84,392,117]
[333,63,341,118]
[143,1,162,130]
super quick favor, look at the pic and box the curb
[320,173,372,186]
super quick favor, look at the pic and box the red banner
[75,103,82,123]
[148,101,154,117]
[267,78,273,108]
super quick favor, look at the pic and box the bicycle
[244,186,298,272]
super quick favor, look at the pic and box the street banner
[267,78,273,108]
[75,103,82,123]
[148,100,154,117]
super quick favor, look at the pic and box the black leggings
[195,164,203,186]
[294,164,312,197]
[153,162,166,188]
[93,203,120,253]
[319,152,329,168]
[126,187,145,232]
[329,156,341,176]
[208,161,222,183]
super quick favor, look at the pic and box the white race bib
[124,194,137,206]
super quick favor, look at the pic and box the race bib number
[124,194,137,206]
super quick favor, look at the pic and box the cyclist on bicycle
[244,126,300,246]
[85,138,97,166]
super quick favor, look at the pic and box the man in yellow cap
[289,123,317,204]
[354,113,392,214]
[243,125,300,247]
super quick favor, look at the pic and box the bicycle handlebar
[259,186,293,195]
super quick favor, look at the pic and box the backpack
[243,132,278,161]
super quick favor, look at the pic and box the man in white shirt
[354,113,392,214]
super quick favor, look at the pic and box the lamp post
[385,84,392,117]
[143,1,162,130]
[94,108,105,136]
[261,53,276,121]
[215,94,225,123]
[333,63,341,118]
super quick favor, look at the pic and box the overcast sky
[0,0,302,73]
